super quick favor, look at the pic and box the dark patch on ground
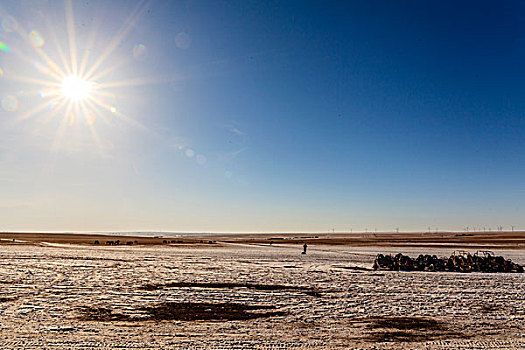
[333,265,371,271]
[480,304,502,313]
[0,296,17,302]
[349,316,468,343]
[139,281,322,296]
[304,290,322,297]
[142,302,285,321]
[363,330,435,342]
[367,316,445,331]
[78,307,131,322]
[79,302,285,322]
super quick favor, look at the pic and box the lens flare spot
[1,95,18,112]
[185,148,195,158]
[175,32,191,49]
[0,42,11,52]
[68,114,76,126]
[29,30,45,47]
[0,67,3,78]
[196,154,207,165]
[48,100,59,110]
[61,75,92,101]
[1,16,18,33]
[133,43,147,59]
[39,88,57,99]
[110,106,117,113]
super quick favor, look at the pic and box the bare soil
[0,235,523,349]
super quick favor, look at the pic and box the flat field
[0,232,523,349]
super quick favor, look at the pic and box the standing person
[302,243,307,254]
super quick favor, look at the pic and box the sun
[60,75,93,101]
[2,0,154,155]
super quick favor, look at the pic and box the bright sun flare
[3,0,153,155]
[60,75,93,101]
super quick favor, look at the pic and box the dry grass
[3,230,525,250]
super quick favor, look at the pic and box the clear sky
[0,0,524,233]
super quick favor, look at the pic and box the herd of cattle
[373,251,523,273]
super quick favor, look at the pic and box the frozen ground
[0,242,523,349]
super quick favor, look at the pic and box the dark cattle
[94,240,100,245]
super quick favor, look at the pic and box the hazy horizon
[1,0,524,233]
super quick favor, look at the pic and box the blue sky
[0,0,524,232]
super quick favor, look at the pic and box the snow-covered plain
[0,242,523,349]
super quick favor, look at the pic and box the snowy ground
[0,242,523,349]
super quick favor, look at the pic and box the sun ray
[86,58,132,83]
[41,98,67,124]
[84,0,150,81]
[65,0,78,76]
[96,75,174,89]
[12,100,57,123]
[88,96,149,131]
[90,90,120,99]
[8,75,59,87]
[78,17,102,78]
[83,98,111,126]
[43,13,72,76]
[2,22,67,80]
[33,48,67,81]
[3,42,64,81]
[13,19,68,79]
